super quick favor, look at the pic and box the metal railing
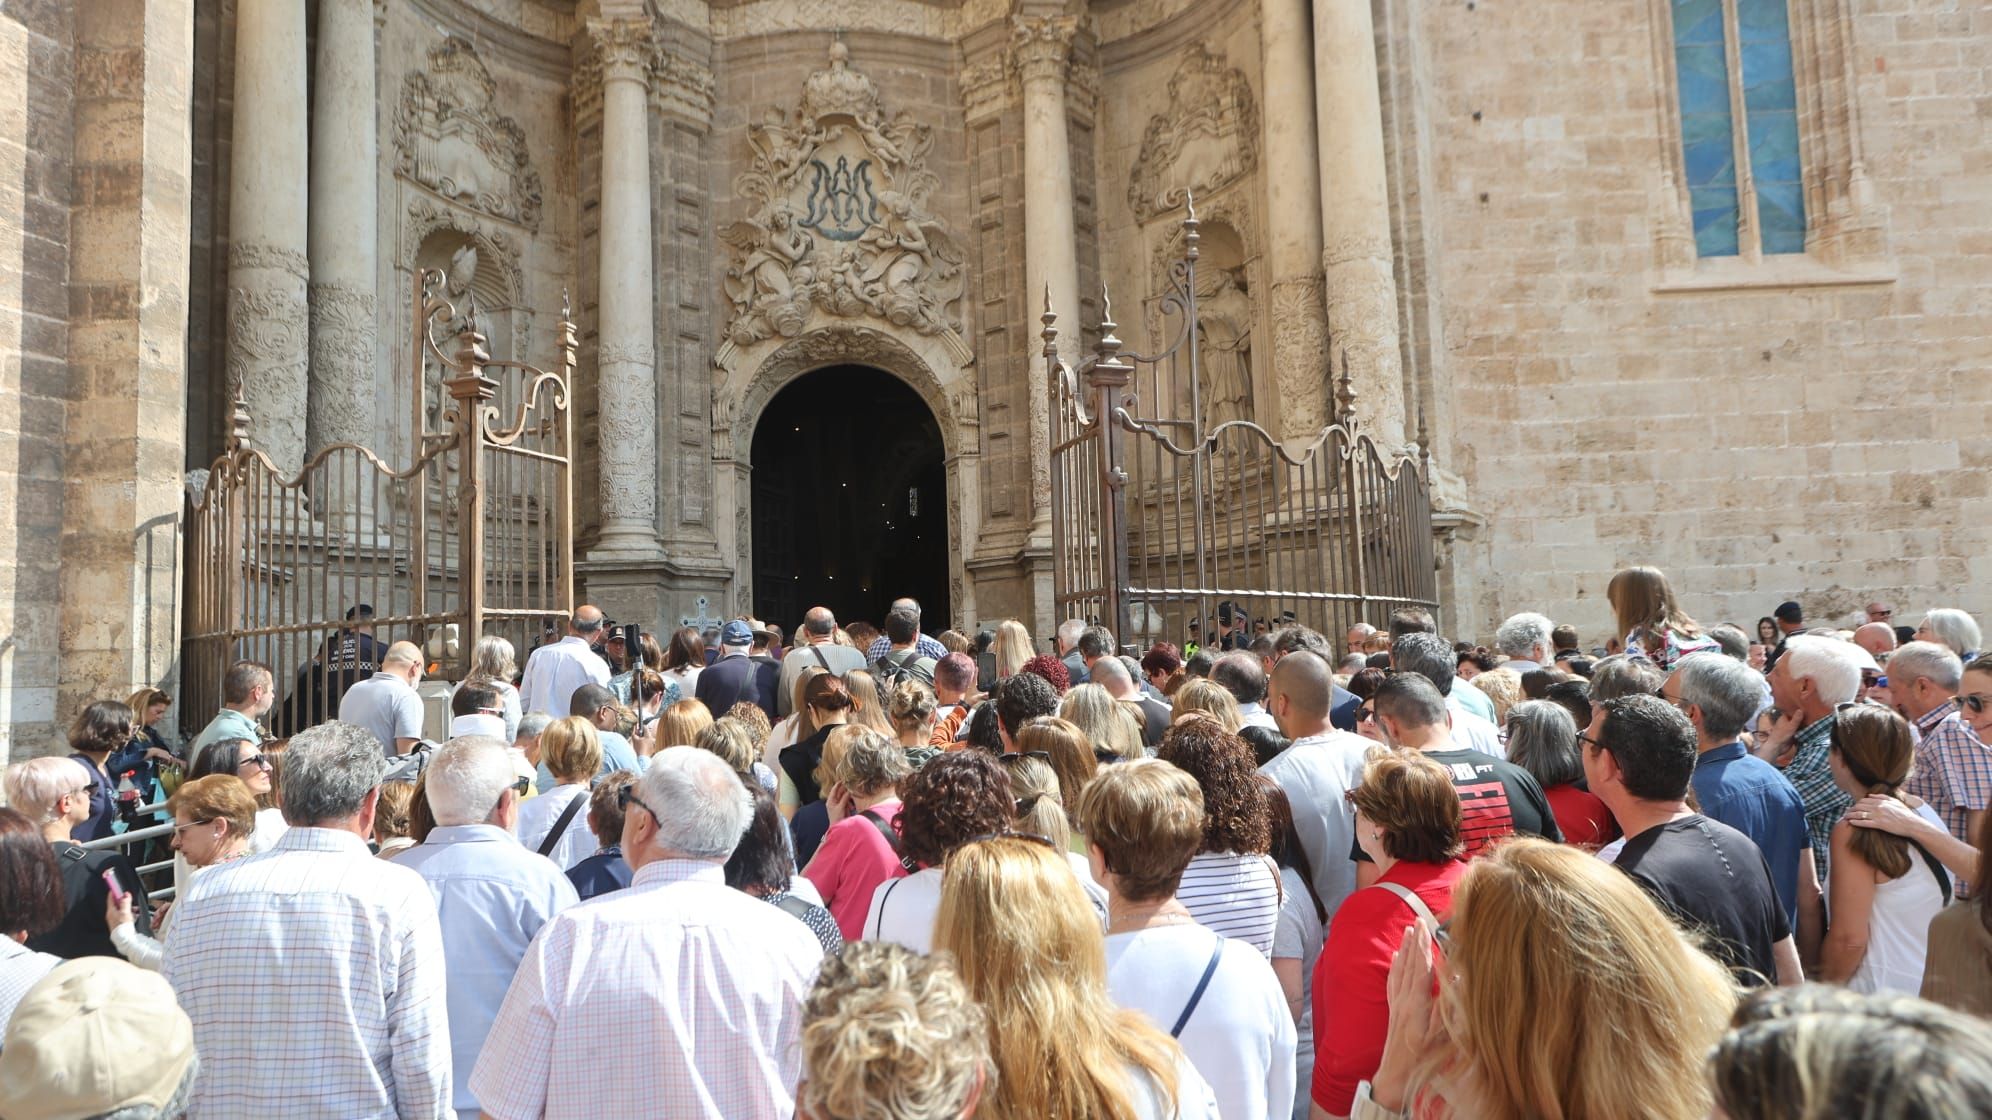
[1047,201,1438,647]
[181,271,576,739]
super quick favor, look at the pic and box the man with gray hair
[1668,655,1818,936]
[1057,618,1091,685]
[472,747,822,1118]
[1760,634,1865,878]
[397,736,576,1120]
[1493,612,1555,675]
[163,722,451,1119]
[1390,632,1505,757]
[1888,641,1992,845]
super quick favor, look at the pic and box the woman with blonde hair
[695,718,777,793]
[999,753,1107,914]
[933,836,1220,1120]
[798,940,992,1120]
[992,620,1034,680]
[843,669,896,736]
[656,698,715,753]
[1606,565,1718,671]
[1468,667,1522,726]
[1820,705,1949,993]
[464,634,526,742]
[1354,839,1737,1120]
[1061,684,1146,762]
[1015,717,1099,840]
[372,780,418,859]
[1169,679,1243,735]
[803,728,913,939]
[886,678,940,761]
[516,716,602,870]
[104,774,260,968]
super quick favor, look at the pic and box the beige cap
[0,957,196,1120]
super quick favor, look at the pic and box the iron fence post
[446,317,497,681]
[1091,293,1134,643]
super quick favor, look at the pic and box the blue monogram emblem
[801,156,880,241]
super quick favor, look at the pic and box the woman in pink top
[802,727,914,939]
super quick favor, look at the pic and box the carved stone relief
[1267,275,1329,435]
[720,43,968,351]
[307,281,376,449]
[226,241,310,469]
[394,37,544,231]
[1127,44,1258,222]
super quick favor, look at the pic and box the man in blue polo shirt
[1666,653,1819,936]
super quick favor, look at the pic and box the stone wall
[1421,0,1992,644]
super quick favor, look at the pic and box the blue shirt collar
[1696,741,1748,766]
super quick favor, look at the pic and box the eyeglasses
[1653,686,1689,710]
[512,776,532,796]
[1956,693,1992,716]
[67,782,96,800]
[616,783,661,822]
[173,818,217,835]
[1001,751,1052,765]
[1354,706,1376,724]
[1577,733,1604,752]
[237,754,271,771]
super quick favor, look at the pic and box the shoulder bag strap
[1376,880,1440,929]
[859,808,920,874]
[810,645,833,673]
[1907,838,1955,905]
[1169,934,1226,1038]
[773,894,817,922]
[538,792,587,858]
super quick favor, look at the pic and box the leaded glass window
[1669,0,1807,257]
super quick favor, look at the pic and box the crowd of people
[4,581,1992,1119]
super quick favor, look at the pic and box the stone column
[226,0,311,473]
[306,0,378,453]
[586,18,663,560]
[1261,0,1330,438]
[1314,0,1406,448]
[1012,13,1081,541]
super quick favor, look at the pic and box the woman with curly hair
[1019,653,1071,695]
[1156,715,1281,954]
[797,941,991,1120]
[861,751,1015,954]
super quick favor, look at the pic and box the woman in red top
[1311,752,1466,1118]
[802,727,912,940]
[1503,700,1620,850]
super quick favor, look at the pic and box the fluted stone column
[1314,0,1406,447]
[587,19,663,560]
[227,0,311,473]
[1261,0,1330,438]
[1012,13,1081,540]
[307,0,378,453]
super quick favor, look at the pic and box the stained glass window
[1669,0,1807,258]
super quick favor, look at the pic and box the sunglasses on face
[616,783,660,822]
[237,754,271,771]
[1957,693,1992,716]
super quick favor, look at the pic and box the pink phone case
[103,869,128,904]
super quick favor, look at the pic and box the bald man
[1854,622,1897,661]
[338,640,429,756]
[519,606,613,716]
[1260,651,1374,918]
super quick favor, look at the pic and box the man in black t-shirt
[1352,675,1561,884]
[1586,694,1798,988]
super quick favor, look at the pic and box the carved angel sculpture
[722,204,815,342]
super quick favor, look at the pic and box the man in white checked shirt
[163,722,452,1119]
[471,747,823,1120]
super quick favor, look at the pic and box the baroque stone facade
[2,0,1989,760]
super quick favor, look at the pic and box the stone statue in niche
[1197,267,1254,429]
[394,37,544,231]
[1127,44,1259,222]
[721,42,965,348]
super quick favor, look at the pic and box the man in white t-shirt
[1261,651,1371,918]
[1080,759,1295,1120]
[518,607,612,716]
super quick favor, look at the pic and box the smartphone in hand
[102,868,129,906]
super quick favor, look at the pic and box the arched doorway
[750,366,950,630]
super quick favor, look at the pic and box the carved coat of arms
[721,42,965,346]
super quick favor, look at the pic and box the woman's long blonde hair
[1060,684,1145,761]
[1000,754,1071,852]
[843,670,895,735]
[993,620,1034,680]
[1830,705,1919,879]
[1426,839,1737,1120]
[1168,678,1242,735]
[790,666,831,742]
[935,837,1184,1120]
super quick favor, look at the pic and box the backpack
[871,647,936,689]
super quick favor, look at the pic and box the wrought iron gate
[181,271,575,737]
[1047,204,1438,651]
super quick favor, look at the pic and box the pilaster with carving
[1268,276,1329,435]
[1010,14,1077,87]
[227,243,311,469]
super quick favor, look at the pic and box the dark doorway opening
[750,365,950,634]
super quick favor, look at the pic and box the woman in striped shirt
[1157,714,1281,956]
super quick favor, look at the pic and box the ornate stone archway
[713,324,981,626]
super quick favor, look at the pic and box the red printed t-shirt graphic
[1447,764,1517,857]
[1350,748,1564,867]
